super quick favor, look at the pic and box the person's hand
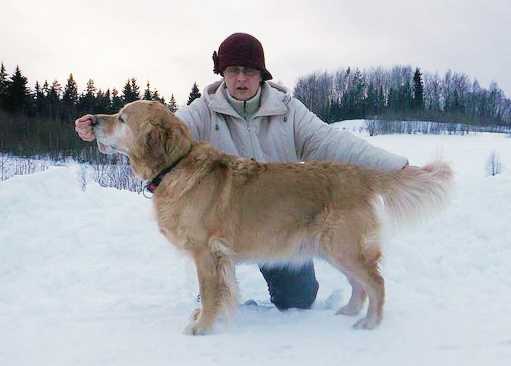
[74,114,96,142]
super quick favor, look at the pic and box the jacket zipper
[241,99,258,159]
[246,117,257,159]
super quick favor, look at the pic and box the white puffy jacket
[176,80,408,170]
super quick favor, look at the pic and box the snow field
[1,132,510,365]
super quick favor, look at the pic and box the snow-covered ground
[332,119,367,133]
[1,132,511,366]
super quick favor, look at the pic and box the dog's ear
[144,122,168,161]
[143,117,192,164]
[129,109,192,180]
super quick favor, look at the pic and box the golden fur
[93,100,453,335]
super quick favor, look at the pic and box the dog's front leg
[184,247,234,335]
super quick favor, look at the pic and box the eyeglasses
[224,66,260,77]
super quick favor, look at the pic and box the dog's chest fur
[151,158,228,251]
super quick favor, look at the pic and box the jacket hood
[203,80,291,118]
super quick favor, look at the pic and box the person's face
[223,66,262,101]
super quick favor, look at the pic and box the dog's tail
[374,161,454,231]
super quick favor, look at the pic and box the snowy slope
[1,133,511,366]
[331,119,367,133]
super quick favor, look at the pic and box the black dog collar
[142,151,190,198]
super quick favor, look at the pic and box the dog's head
[93,100,192,180]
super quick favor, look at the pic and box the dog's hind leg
[325,237,385,329]
[351,249,385,330]
[335,274,366,316]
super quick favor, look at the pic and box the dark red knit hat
[212,33,273,81]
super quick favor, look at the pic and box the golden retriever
[92,100,453,335]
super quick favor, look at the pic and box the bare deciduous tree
[486,151,503,176]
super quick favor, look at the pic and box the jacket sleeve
[174,98,211,141]
[293,99,408,171]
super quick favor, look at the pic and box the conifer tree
[387,87,396,112]
[39,80,50,117]
[78,79,97,114]
[42,80,50,96]
[152,89,164,103]
[0,62,8,109]
[104,89,112,112]
[111,88,124,112]
[33,81,46,116]
[62,74,78,106]
[187,82,201,105]
[168,94,178,113]
[62,73,79,119]
[398,80,413,112]
[130,78,140,101]
[122,78,140,103]
[47,80,62,119]
[143,81,152,100]
[95,89,111,113]
[350,69,365,118]
[412,67,424,111]
[122,79,133,103]
[377,85,385,115]
[365,82,378,116]
[4,65,30,113]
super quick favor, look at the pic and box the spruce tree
[398,80,413,112]
[33,81,46,116]
[377,85,385,115]
[78,79,97,114]
[42,80,50,96]
[40,80,50,117]
[47,80,62,120]
[387,88,396,112]
[104,89,112,112]
[152,89,163,103]
[95,89,111,113]
[62,73,78,119]
[143,81,152,100]
[187,82,201,105]
[366,82,377,116]
[111,88,124,112]
[122,79,133,103]
[168,94,178,113]
[412,67,424,111]
[351,69,365,118]
[0,62,8,109]
[62,74,78,105]
[130,78,140,100]
[4,65,30,113]
[122,78,140,103]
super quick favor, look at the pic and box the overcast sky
[2,0,510,106]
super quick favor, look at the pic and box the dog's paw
[183,318,213,335]
[183,321,213,336]
[352,316,380,330]
[335,304,362,316]
[190,308,201,321]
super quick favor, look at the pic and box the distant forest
[294,66,511,126]
[0,61,510,158]
[0,62,200,158]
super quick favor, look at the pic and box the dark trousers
[259,261,319,310]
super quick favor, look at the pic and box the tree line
[1,61,511,159]
[0,62,204,119]
[0,62,202,157]
[293,66,511,126]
